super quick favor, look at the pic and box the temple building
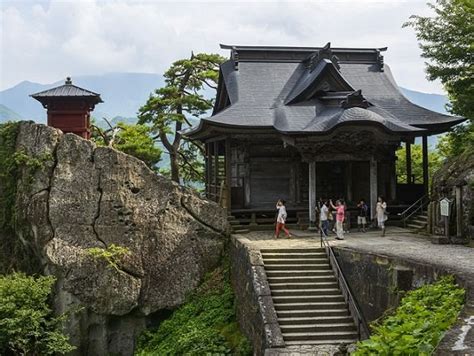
[186,44,464,227]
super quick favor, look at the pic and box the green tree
[91,119,162,171]
[404,0,474,157]
[404,0,473,119]
[396,144,443,183]
[138,53,225,183]
[0,273,75,355]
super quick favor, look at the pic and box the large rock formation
[430,150,474,240]
[10,122,228,355]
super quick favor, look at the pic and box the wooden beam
[422,135,429,195]
[406,142,412,184]
[345,162,353,202]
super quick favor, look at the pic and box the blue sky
[1,0,444,94]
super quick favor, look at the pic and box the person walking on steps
[330,199,345,240]
[274,199,292,239]
[376,196,388,236]
[357,199,368,232]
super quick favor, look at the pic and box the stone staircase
[261,248,359,346]
[406,211,428,232]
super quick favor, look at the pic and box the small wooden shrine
[31,77,102,139]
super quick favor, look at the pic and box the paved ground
[236,227,474,278]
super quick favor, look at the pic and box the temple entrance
[313,161,370,204]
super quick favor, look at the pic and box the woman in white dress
[376,196,387,236]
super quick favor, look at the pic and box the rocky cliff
[3,122,228,355]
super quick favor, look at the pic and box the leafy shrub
[0,273,75,355]
[86,244,130,272]
[354,275,465,355]
[135,262,252,355]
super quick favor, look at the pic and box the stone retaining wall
[230,236,285,355]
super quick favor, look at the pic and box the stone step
[260,248,325,253]
[261,252,327,259]
[268,275,337,283]
[273,295,345,304]
[280,323,356,333]
[262,258,329,265]
[233,228,250,234]
[411,219,428,225]
[274,301,347,311]
[284,339,358,346]
[407,223,426,230]
[277,309,349,318]
[413,215,428,221]
[229,220,240,225]
[271,288,341,296]
[269,282,339,290]
[266,270,334,277]
[264,264,331,271]
[282,330,359,342]
[278,315,354,325]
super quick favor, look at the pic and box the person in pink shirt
[330,199,345,240]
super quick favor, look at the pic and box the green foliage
[396,143,443,183]
[0,122,21,234]
[91,121,162,171]
[354,275,465,355]
[404,0,474,120]
[138,53,225,184]
[436,121,474,158]
[0,273,75,355]
[135,263,252,356]
[86,244,130,272]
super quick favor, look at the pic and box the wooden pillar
[308,161,317,226]
[225,138,232,211]
[214,141,219,201]
[206,143,211,198]
[390,160,397,201]
[406,142,412,184]
[345,162,353,202]
[422,135,429,196]
[370,157,378,220]
[456,185,463,238]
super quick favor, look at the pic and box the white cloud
[1,0,444,94]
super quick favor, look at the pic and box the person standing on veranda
[320,199,330,237]
[330,199,345,240]
[376,196,388,236]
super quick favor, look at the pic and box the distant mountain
[399,87,449,115]
[0,104,23,123]
[0,73,164,123]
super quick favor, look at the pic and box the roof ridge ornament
[341,89,370,109]
[65,77,72,85]
[307,42,340,71]
[376,50,384,72]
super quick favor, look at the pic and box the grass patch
[135,261,252,355]
[354,275,465,355]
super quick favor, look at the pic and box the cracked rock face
[12,122,228,355]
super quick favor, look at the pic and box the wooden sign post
[440,198,452,242]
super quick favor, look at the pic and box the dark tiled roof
[31,77,103,102]
[185,45,464,138]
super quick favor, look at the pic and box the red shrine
[30,77,103,139]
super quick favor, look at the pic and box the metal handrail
[398,195,430,227]
[319,228,370,340]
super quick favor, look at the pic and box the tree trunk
[170,151,180,183]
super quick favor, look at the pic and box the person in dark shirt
[357,199,368,232]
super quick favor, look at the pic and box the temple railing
[398,194,430,227]
[319,229,370,341]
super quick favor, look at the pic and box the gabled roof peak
[305,42,340,71]
[341,90,370,109]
